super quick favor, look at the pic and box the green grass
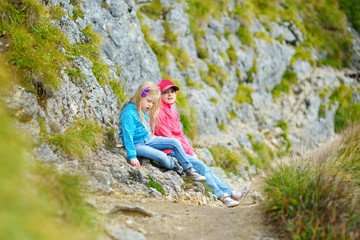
[264,124,360,239]
[272,70,298,99]
[250,140,274,168]
[290,46,316,66]
[0,62,97,240]
[236,26,255,48]
[0,0,70,92]
[139,0,166,21]
[109,79,127,105]
[0,0,125,107]
[330,84,360,132]
[146,175,165,195]
[47,119,103,159]
[339,0,360,33]
[218,123,227,132]
[209,145,243,176]
[275,120,291,154]
[233,84,254,104]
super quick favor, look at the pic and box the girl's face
[140,95,157,111]
[161,87,177,105]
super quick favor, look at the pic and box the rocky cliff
[4,0,360,226]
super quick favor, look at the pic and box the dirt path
[94,174,283,240]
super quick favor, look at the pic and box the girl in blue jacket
[119,81,206,181]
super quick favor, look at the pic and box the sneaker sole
[195,177,206,182]
[226,201,240,207]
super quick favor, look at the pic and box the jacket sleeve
[120,111,137,160]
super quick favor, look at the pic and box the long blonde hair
[120,81,161,133]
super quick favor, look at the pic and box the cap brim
[161,85,179,93]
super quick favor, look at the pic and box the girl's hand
[130,158,140,167]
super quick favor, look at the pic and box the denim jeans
[170,152,232,198]
[134,136,193,170]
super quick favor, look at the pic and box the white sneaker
[231,183,251,202]
[185,168,206,181]
[218,193,240,207]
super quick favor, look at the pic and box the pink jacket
[154,100,195,156]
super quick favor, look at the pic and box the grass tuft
[146,175,165,195]
[47,119,103,159]
[265,124,360,239]
[209,145,243,176]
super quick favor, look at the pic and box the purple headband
[141,87,150,97]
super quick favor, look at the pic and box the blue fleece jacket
[119,102,150,160]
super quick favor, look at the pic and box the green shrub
[47,119,103,159]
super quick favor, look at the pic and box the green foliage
[330,84,360,132]
[0,63,97,240]
[253,31,273,43]
[339,0,360,33]
[109,79,127,105]
[168,45,192,71]
[251,140,274,168]
[334,103,360,133]
[236,26,254,48]
[228,111,237,119]
[47,119,103,159]
[318,103,326,119]
[209,145,243,175]
[0,0,70,91]
[201,62,228,93]
[163,22,178,45]
[139,0,166,20]
[275,120,291,154]
[185,0,230,58]
[233,84,254,104]
[71,0,84,20]
[246,59,257,82]
[218,123,227,132]
[209,97,218,104]
[185,77,198,88]
[290,46,315,66]
[226,41,237,65]
[265,125,360,239]
[73,25,110,86]
[146,175,165,195]
[272,70,298,99]
[239,0,354,68]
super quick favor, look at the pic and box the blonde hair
[120,81,161,133]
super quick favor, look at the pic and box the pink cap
[157,79,180,93]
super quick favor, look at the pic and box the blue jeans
[170,152,232,198]
[134,136,193,171]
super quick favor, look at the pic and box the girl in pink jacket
[154,79,251,207]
